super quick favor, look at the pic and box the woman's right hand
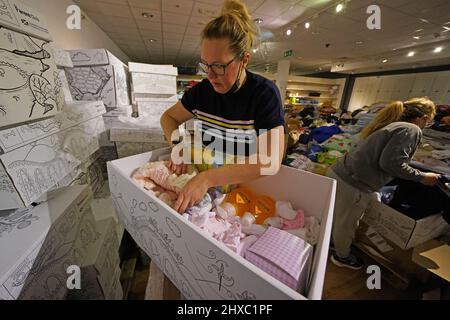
[420,172,441,186]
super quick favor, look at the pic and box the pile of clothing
[132,160,321,257]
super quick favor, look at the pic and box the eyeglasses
[198,56,239,76]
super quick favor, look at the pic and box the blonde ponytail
[202,0,257,56]
[360,101,404,139]
[360,97,436,139]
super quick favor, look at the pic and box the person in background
[327,97,440,269]
[160,0,285,214]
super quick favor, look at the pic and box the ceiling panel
[127,0,161,10]
[74,0,102,13]
[131,7,162,22]
[162,0,194,14]
[254,0,293,18]
[191,2,220,18]
[162,32,184,40]
[244,0,265,12]
[98,2,133,18]
[162,12,190,26]
[136,20,162,31]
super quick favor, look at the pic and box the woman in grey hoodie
[328,97,440,269]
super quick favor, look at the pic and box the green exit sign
[284,49,293,57]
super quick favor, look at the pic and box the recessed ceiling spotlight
[420,18,429,23]
[252,48,258,53]
[286,29,292,36]
[434,46,443,53]
[141,12,153,18]
[382,59,388,63]
[305,22,310,29]
[149,39,157,43]
[254,18,263,24]
[336,3,344,13]
[413,36,421,40]
[407,51,415,57]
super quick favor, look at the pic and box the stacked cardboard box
[65,49,131,111]
[66,216,122,300]
[50,44,73,103]
[128,62,178,127]
[0,101,107,210]
[0,185,93,299]
[0,1,63,129]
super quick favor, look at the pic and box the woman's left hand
[173,172,210,214]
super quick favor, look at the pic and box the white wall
[348,70,450,111]
[22,0,130,64]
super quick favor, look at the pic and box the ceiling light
[336,4,344,13]
[252,48,258,53]
[413,36,421,40]
[254,18,263,24]
[141,12,153,18]
[434,46,443,53]
[420,18,429,23]
[286,29,292,36]
[407,51,415,57]
[149,39,157,43]
[305,22,310,29]
[382,59,388,63]
[356,41,364,45]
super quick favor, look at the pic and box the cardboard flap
[247,227,312,280]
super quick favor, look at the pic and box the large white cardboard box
[67,49,131,107]
[0,27,62,128]
[131,72,177,95]
[107,148,336,300]
[0,100,105,154]
[0,0,52,41]
[50,46,73,68]
[0,133,81,210]
[0,185,93,299]
[128,62,178,76]
[362,200,449,250]
[65,65,116,110]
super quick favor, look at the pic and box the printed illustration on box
[107,154,334,299]
[69,49,109,67]
[0,133,80,208]
[0,0,52,41]
[65,66,115,109]
[57,116,105,163]
[109,176,263,300]
[0,186,95,299]
[0,100,105,154]
[0,27,62,128]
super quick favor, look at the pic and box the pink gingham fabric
[245,227,313,291]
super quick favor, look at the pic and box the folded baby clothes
[282,210,305,230]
